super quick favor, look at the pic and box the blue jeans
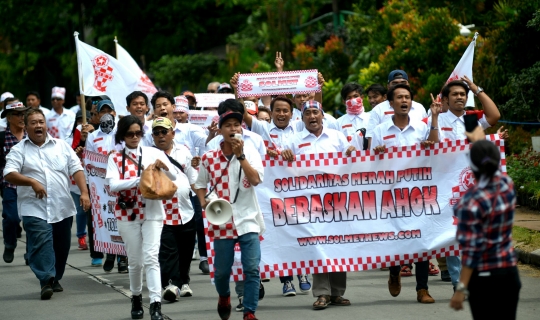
[70,192,87,238]
[23,216,73,287]
[2,187,20,250]
[446,255,462,287]
[214,233,260,314]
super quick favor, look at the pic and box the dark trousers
[159,218,197,288]
[86,207,103,259]
[390,260,429,291]
[469,266,521,320]
[23,216,73,287]
[2,187,19,250]
[191,195,207,257]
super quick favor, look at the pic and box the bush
[506,149,540,209]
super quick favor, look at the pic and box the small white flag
[446,32,478,107]
[74,32,138,116]
[115,39,158,106]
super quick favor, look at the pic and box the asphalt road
[1,224,539,320]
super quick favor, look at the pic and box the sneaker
[78,237,88,250]
[428,262,439,276]
[41,278,54,300]
[259,281,265,300]
[118,257,128,273]
[199,260,210,274]
[388,273,401,297]
[180,284,193,297]
[243,312,258,320]
[282,281,296,297]
[3,248,14,263]
[52,281,63,292]
[162,282,180,302]
[103,254,115,272]
[91,258,103,267]
[217,295,231,320]
[235,296,244,312]
[297,274,311,293]
[417,289,435,303]
[440,269,451,282]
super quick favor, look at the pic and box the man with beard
[281,101,355,310]
[371,84,440,304]
[45,87,76,140]
[4,109,90,299]
[366,70,428,149]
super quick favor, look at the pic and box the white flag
[446,32,478,107]
[115,39,158,106]
[74,32,138,116]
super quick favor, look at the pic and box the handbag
[124,149,177,200]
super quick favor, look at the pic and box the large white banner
[188,110,219,131]
[85,150,126,255]
[236,69,321,98]
[205,137,505,281]
[194,93,235,110]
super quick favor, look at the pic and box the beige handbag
[140,163,177,200]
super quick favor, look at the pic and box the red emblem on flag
[92,55,114,92]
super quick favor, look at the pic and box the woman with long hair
[450,128,521,319]
[105,115,176,320]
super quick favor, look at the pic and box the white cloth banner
[194,93,235,110]
[115,40,158,107]
[85,150,126,255]
[74,32,138,116]
[205,136,506,281]
[236,69,320,98]
[188,110,219,130]
[446,32,478,107]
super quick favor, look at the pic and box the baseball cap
[302,100,323,113]
[218,111,243,128]
[76,110,92,120]
[1,101,29,119]
[152,117,174,130]
[244,101,258,115]
[182,91,197,103]
[97,99,115,113]
[387,70,409,83]
[1,92,14,103]
[217,83,233,93]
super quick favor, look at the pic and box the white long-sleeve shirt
[366,100,426,138]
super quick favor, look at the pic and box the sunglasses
[152,128,170,136]
[125,130,143,138]
[51,98,63,101]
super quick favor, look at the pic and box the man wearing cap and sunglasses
[0,101,29,263]
[45,86,76,140]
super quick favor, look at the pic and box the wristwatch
[474,86,484,96]
[430,126,438,130]
[455,282,469,295]
[237,154,246,161]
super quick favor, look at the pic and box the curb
[515,248,540,267]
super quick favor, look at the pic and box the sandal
[428,262,440,276]
[330,296,351,306]
[313,295,330,310]
[400,265,413,277]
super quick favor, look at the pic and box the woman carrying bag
[106,115,177,320]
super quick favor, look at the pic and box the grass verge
[513,226,540,253]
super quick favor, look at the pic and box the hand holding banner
[237,69,321,98]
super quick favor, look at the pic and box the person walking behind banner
[281,100,356,310]
[106,115,177,320]
[26,91,50,113]
[371,84,440,304]
[1,101,28,263]
[195,110,265,320]
[336,83,370,151]
[150,117,199,301]
[450,127,521,319]
[365,84,387,108]
[3,109,90,300]
[45,87,75,140]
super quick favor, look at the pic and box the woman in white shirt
[106,115,176,320]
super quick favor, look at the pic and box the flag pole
[114,36,118,59]
[74,31,87,124]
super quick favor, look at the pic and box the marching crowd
[0,52,521,320]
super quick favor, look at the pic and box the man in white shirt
[336,83,371,150]
[366,70,427,145]
[281,100,355,310]
[195,110,265,320]
[369,84,440,304]
[4,108,90,300]
[45,87,76,140]
[126,91,153,132]
[26,91,50,114]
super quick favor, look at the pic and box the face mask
[100,114,115,134]
[345,97,364,115]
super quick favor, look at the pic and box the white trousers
[117,220,163,303]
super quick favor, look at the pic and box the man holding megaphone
[195,109,265,320]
